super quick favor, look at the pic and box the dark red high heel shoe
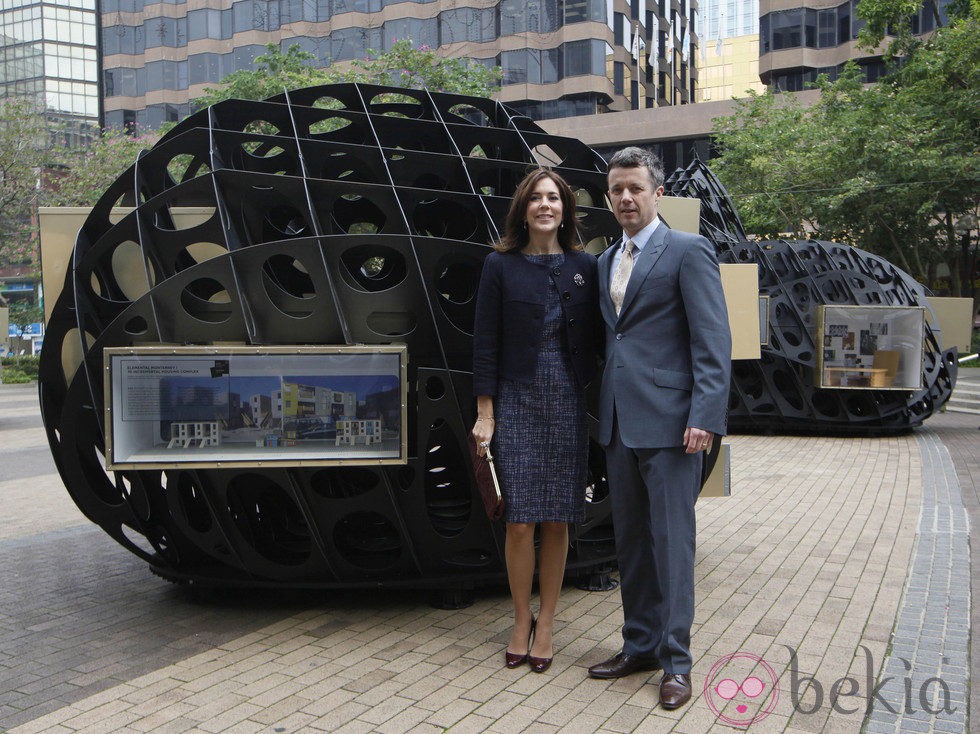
[504,616,536,668]
[528,622,553,673]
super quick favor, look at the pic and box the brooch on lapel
[573,273,585,286]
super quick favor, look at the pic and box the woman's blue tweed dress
[494,253,588,523]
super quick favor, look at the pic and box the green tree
[46,127,160,207]
[194,40,502,109]
[0,98,49,268]
[7,301,44,333]
[711,11,979,293]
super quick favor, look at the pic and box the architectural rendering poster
[105,346,407,468]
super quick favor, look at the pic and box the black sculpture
[38,84,955,590]
[664,161,958,434]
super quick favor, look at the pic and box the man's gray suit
[598,223,732,674]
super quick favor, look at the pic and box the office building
[0,0,100,145]
[100,0,701,130]
[758,0,952,90]
[695,0,764,101]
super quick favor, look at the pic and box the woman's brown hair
[494,168,582,253]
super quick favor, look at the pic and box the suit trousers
[606,415,702,674]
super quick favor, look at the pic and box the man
[588,147,732,710]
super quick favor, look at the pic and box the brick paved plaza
[1,380,975,733]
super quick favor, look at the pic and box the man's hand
[683,426,714,454]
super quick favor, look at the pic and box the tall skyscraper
[0,0,100,144]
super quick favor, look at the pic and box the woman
[471,168,600,673]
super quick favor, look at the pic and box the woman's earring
[523,220,528,230]
[559,221,564,229]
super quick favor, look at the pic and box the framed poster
[815,305,924,390]
[104,345,407,469]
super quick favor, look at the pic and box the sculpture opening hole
[227,474,312,565]
[124,315,148,335]
[60,328,95,388]
[448,104,491,126]
[366,312,416,337]
[262,254,316,300]
[176,472,213,533]
[120,524,156,557]
[585,440,609,504]
[436,260,480,305]
[180,278,232,324]
[310,117,352,136]
[413,198,478,240]
[333,511,402,570]
[166,153,211,184]
[179,242,227,270]
[424,420,471,537]
[263,204,308,239]
[425,376,445,400]
[311,95,345,110]
[311,467,379,499]
[531,144,564,167]
[108,191,135,224]
[340,245,407,292]
[397,465,415,490]
[332,195,386,234]
[109,239,150,301]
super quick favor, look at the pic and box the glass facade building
[101,0,701,129]
[699,0,756,41]
[0,0,100,144]
[758,0,951,91]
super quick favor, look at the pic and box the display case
[104,345,407,469]
[815,305,924,390]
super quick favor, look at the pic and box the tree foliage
[194,40,502,109]
[46,127,160,207]
[711,10,979,294]
[0,98,49,267]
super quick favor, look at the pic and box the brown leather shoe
[659,673,692,710]
[588,651,660,679]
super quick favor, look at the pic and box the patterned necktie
[610,239,635,316]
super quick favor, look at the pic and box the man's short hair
[608,147,665,188]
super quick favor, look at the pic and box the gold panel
[926,297,974,353]
[720,263,762,361]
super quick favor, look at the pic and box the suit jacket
[473,248,600,397]
[597,226,732,448]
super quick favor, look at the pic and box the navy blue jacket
[472,248,600,397]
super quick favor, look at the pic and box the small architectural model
[167,421,220,449]
[335,419,382,446]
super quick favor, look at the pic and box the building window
[818,9,836,48]
[804,8,817,47]
[771,10,802,51]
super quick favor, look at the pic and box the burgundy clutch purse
[467,433,505,521]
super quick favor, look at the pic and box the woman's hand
[472,416,495,456]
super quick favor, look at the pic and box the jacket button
[571,347,579,355]
[553,267,561,276]
[563,292,570,300]
[616,333,623,340]
[568,318,576,327]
